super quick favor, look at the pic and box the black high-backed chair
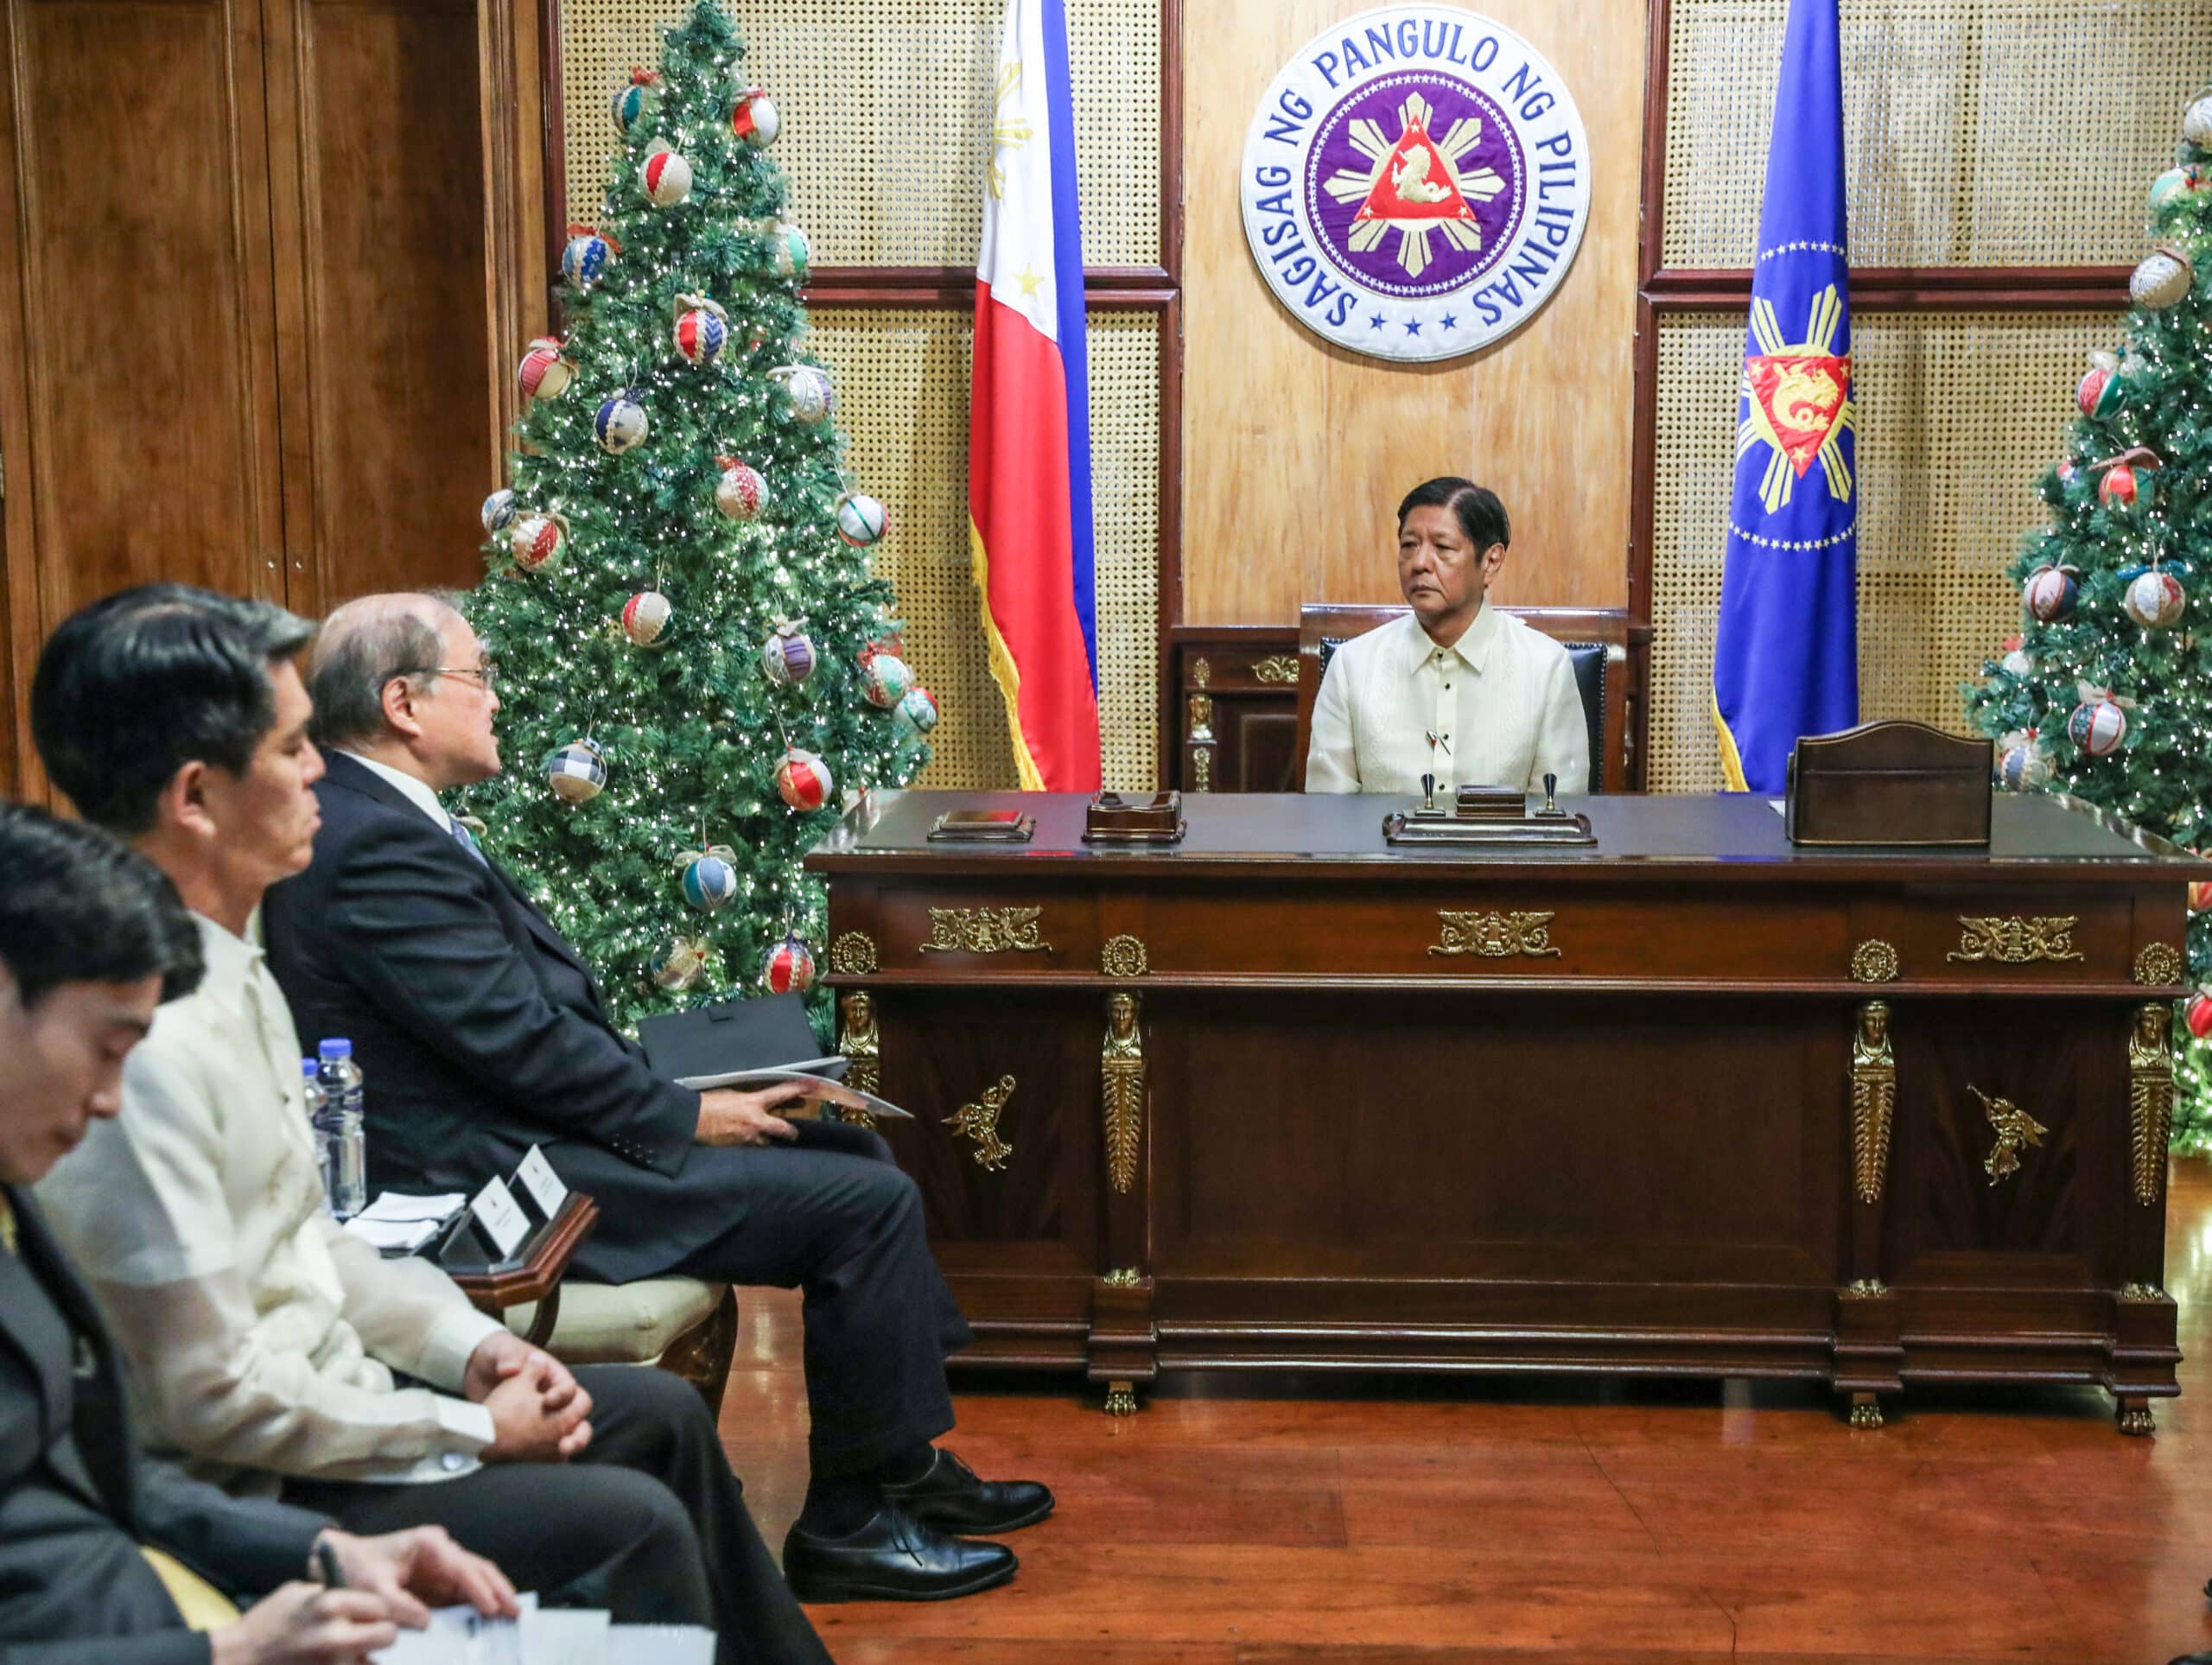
[1294,604,1631,791]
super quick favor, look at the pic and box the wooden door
[0,0,289,796]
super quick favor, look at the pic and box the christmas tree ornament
[2076,356,2126,421]
[859,644,913,709]
[611,67,659,134]
[769,364,833,423]
[480,488,516,536]
[640,139,693,207]
[516,335,574,401]
[2056,459,2078,485]
[715,455,767,520]
[760,932,816,995]
[621,589,673,645]
[834,489,889,548]
[560,225,618,290]
[2130,244,2196,311]
[650,937,707,992]
[2068,683,2131,757]
[730,86,779,146]
[760,617,816,685]
[776,747,834,811]
[2184,92,2212,150]
[543,738,607,803]
[2151,166,2205,211]
[672,295,728,367]
[2096,445,2162,510]
[2189,990,2212,1042]
[678,848,739,912]
[510,511,569,575]
[2024,563,2080,622]
[594,389,650,454]
[2189,871,2212,912]
[894,684,939,737]
[772,221,810,276]
[2124,566,2187,629]
[1998,730,2050,791]
[1999,633,2033,678]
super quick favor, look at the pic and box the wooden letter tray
[1084,791,1185,843]
[1784,720,1993,847]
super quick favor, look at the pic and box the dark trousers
[284,1364,829,1665]
[671,1119,971,1476]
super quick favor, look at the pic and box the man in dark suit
[0,800,520,1664]
[261,592,1049,1603]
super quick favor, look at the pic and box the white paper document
[357,1192,468,1223]
[372,1597,713,1665]
[672,1064,912,1120]
[341,1216,444,1254]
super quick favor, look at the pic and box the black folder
[636,989,843,1084]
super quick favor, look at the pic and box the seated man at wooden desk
[1306,477,1591,795]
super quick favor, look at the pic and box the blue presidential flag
[1711,0,1858,792]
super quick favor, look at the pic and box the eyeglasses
[398,663,499,691]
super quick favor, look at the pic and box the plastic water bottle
[302,1060,334,1217]
[315,1039,367,1220]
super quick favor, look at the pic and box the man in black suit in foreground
[0,800,520,1664]
[261,592,1050,1603]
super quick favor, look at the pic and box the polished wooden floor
[717,1160,2212,1663]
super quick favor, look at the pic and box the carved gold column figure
[836,989,880,1132]
[1970,1085,2046,1185]
[1850,1001,1896,1205]
[1102,991,1146,1195]
[2129,1001,2176,1206]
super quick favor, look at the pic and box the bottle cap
[302,1058,318,1077]
[318,1039,353,1060]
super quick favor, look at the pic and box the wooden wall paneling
[480,0,550,450]
[1179,0,1644,627]
[0,0,289,799]
[263,0,495,615]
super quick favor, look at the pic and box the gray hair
[307,590,468,749]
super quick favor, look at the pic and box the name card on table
[512,1145,569,1223]
[469,1175,531,1260]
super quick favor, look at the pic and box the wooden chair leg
[656,1287,740,1420]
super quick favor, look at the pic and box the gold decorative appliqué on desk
[1102,993,1145,1195]
[944,1075,1017,1171]
[1850,1001,1896,1204]
[1946,916,2084,965]
[1251,655,1300,684]
[836,991,880,1132]
[1971,1084,2046,1185]
[1100,934,1148,978]
[1849,940,1900,983]
[2130,1002,2176,1206]
[1427,910,1562,959]
[828,931,878,975]
[1101,1266,1142,1288]
[919,907,1052,956]
[2133,942,2184,987]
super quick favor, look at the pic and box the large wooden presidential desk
[805,790,2208,1431]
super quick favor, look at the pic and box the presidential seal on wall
[1240,4,1592,363]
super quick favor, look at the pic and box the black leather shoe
[880,1446,1056,1534]
[782,1505,1016,1603]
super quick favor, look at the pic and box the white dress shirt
[1305,606,1591,795]
[38,912,501,1490]
[340,749,452,829]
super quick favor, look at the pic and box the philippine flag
[969,0,1101,791]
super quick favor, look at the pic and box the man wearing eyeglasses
[259,592,1044,1604]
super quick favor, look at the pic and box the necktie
[448,815,488,867]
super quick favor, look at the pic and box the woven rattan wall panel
[1649,308,2120,792]
[1663,0,2212,269]
[810,308,1160,792]
[560,0,1160,267]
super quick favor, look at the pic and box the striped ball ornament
[510,513,567,574]
[516,337,573,401]
[715,457,767,520]
[1998,739,2050,791]
[773,221,810,276]
[680,855,738,913]
[595,391,649,454]
[776,748,834,812]
[771,365,832,424]
[2076,362,2126,420]
[610,69,658,134]
[640,143,692,207]
[674,298,728,367]
[760,933,816,995]
[543,739,607,803]
[480,488,515,535]
[2068,694,2127,758]
[760,620,816,686]
[835,490,888,548]
[561,228,614,290]
[731,86,779,146]
[2024,565,2077,623]
[621,589,672,646]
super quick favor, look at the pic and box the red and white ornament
[640,139,692,207]
[673,295,728,368]
[621,589,672,646]
[516,335,573,401]
[2125,566,2186,629]
[760,932,816,995]
[770,364,832,424]
[2189,990,2212,1042]
[510,512,569,575]
[2077,353,2126,420]
[776,747,834,812]
[2188,863,2211,912]
[834,489,888,548]
[1999,633,2034,677]
[760,618,816,686]
[730,86,779,146]
[2068,682,2131,758]
[859,643,913,709]
[715,456,767,520]
[2097,446,2161,511]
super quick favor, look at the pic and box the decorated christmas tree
[465,0,936,1029]
[1966,90,2212,1146]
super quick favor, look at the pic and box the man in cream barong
[1306,478,1590,796]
